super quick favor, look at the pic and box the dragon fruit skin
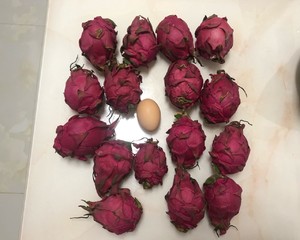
[195,15,233,64]
[133,140,168,189]
[203,175,242,235]
[79,16,117,71]
[166,115,206,169]
[164,59,203,109]
[199,70,240,123]
[210,121,250,174]
[53,115,116,161]
[79,188,143,235]
[93,140,133,197]
[165,168,205,232]
[64,65,104,115]
[156,15,194,62]
[104,65,143,113]
[121,15,159,68]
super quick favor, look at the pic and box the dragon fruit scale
[210,121,250,175]
[164,59,203,109]
[79,16,117,71]
[104,64,143,114]
[93,140,133,197]
[156,15,194,62]
[133,139,168,189]
[203,174,242,235]
[79,188,143,235]
[166,115,206,169]
[64,64,104,115]
[199,70,240,124]
[195,15,234,64]
[121,15,159,68]
[165,168,205,232]
[53,115,116,161]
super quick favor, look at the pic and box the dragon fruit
[93,140,133,197]
[133,139,168,189]
[156,15,194,62]
[199,70,240,123]
[104,64,143,113]
[64,64,104,115]
[195,15,234,64]
[53,115,116,161]
[165,167,205,232]
[203,174,242,235]
[166,115,206,169]
[121,15,159,68]
[164,59,203,109]
[79,16,117,71]
[78,188,143,235]
[210,121,250,174]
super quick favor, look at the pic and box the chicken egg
[136,98,161,132]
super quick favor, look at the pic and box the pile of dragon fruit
[53,14,250,236]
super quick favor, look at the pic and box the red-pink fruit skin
[93,140,133,197]
[166,116,206,168]
[86,188,142,235]
[199,71,240,123]
[164,59,203,109]
[53,115,116,161]
[104,65,143,113]
[165,168,205,232]
[121,15,159,67]
[133,141,168,188]
[203,175,242,235]
[210,121,250,174]
[156,15,194,62]
[79,16,117,70]
[64,67,104,115]
[195,15,233,63]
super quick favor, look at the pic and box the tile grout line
[0,192,24,195]
[0,22,45,27]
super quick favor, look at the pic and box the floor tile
[0,0,48,25]
[0,24,45,193]
[0,193,25,240]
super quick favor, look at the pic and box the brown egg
[136,98,161,132]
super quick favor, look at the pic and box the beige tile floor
[0,1,48,239]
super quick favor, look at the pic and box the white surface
[21,0,300,239]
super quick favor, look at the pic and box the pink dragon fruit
[78,188,143,235]
[164,59,203,109]
[210,121,250,174]
[121,15,159,68]
[93,140,133,197]
[203,174,242,236]
[53,115,116,161]
[104,64,143,113]
[166,115,206,169]
[79,16,117,71]
[165,167,205,232]
[64,64,104,115]
[195,15,234,64]
[199,70,240,123]
[133,139,168,189]
[156,15,194,62]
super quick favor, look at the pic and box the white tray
[21,0,300,239]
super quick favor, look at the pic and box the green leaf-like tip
[142,181,152,189]
[211,163,221,175]
[134,198,143,210]
[204,174,220,185]
[120,140,132,152]
[174,111,188,120]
